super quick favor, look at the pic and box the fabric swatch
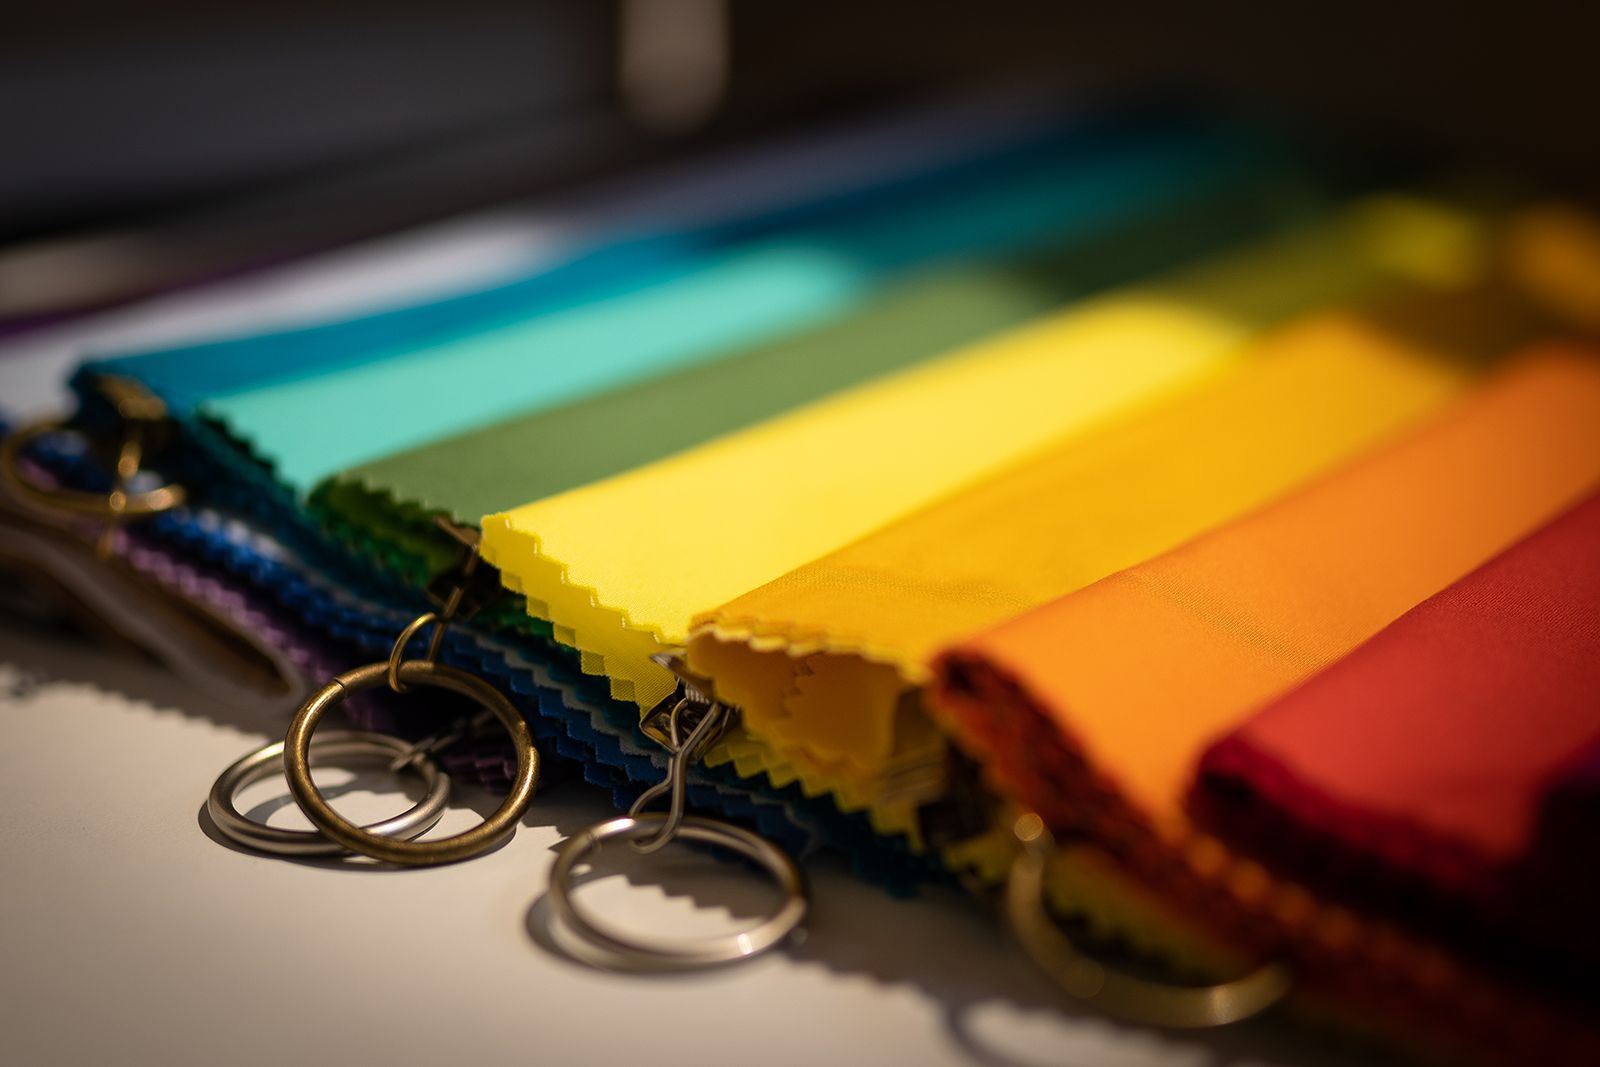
[93,119,1281,494]
[68,90,1086,419]
[931,344,1600,1066]
[482,196,1490,719]
[313,157,1327,581]
[688,294,1525,838]
[206,125,1287,491]
[1192,488,1600,974]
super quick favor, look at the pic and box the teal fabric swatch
[194,122,1294,491]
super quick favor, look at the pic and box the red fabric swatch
[1193,488,1600,974]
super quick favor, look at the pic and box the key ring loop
[1004,813,1292,1028]
[208,730,451,856]
[386,611,447,692]
[0,417,186,521]
[284,659,538,866]
[547,813,809,967]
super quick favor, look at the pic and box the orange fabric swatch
[939,345,1600,833]
[933,343,1600,1065]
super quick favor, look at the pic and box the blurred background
[4,0,1596,324]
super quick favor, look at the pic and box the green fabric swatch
[312,167,1332,581]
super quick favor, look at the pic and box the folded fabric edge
[928,649,1599,1066]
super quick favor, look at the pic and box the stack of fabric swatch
[4,92,1598,1065]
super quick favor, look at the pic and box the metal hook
[383,518,501,694]
[542,651,808,968]
[627,697,729,854]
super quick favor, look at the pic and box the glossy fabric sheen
[933,346,1600,833]
[314,161,1327,574]
[1195,488,1600,913]
[482,196,1485,716]
[683,204,1600,829]
[929,347,1600,1065]
[159,124,1271,492]
[686,308,1487,830]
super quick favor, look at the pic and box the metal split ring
[208,730,451,856]
[547,812,809,968]
[386,611,447,692]
[1004,813,1292,1028]
[285,659,538,866]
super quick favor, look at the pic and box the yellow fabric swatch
[685,309,1484,834]
[482,196,1486,723]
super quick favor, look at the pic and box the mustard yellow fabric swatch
[481,196,1486,723]
[685,309,1485,834]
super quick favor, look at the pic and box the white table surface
[0,620,1373,1067]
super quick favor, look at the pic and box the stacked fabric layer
[7,93,1599,1065]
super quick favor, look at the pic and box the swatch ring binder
[284,659,538,865]
[208,731,451,856]
[1004,813,1292,1028]
[0,377,185,557]
[282,596,542,865]
[545,652,809,966]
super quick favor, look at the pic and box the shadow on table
[4,620,1396,1067]
[518,823,1400,1067]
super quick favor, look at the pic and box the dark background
[4,2,1595,256]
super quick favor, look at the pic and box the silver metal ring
[547,813,809,967]
[208,730,451,856]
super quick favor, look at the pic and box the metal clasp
[627,651,734,854]
[543,649,809,967]
[0,375,186,558]
[385,517,504,693]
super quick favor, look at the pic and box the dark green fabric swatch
[312,166,1333,580]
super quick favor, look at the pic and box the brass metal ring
[1004,814,1291,1028]
[386,611,442,692]
[284,659,538,865]
[0,418,185,519]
